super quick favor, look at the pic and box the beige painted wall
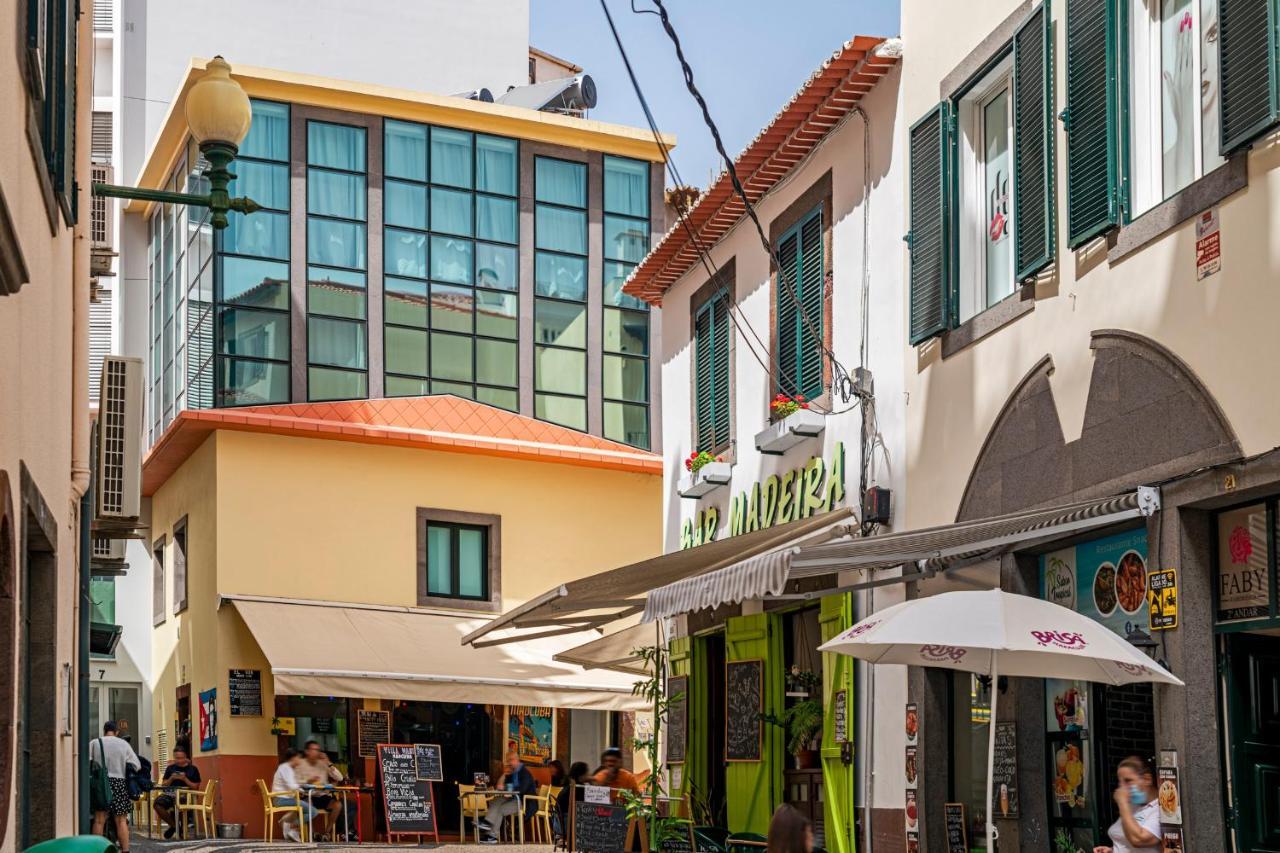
[0,3,94,847]
[901,0,1280,528]
[149,430,662,756]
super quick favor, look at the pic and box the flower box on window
[678,461,733,499]
[755,408,825,455]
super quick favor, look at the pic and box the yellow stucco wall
[150,429,662,757]
[900,0,1280,529]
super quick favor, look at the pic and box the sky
[530,0,901,189]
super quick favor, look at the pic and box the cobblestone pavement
[130,839,548,853]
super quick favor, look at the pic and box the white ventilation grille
[155,729,168,768]
[93,0,112,31]
[90,163,113,248]
[96,356,143,519]
[91,111,112,162]
[89,285,112,404]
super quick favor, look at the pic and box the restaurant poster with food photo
[905,745,917,790]
[1040,529,1150,638]
[1158,766,1182,824]
[507,705,553,766]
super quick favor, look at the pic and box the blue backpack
[127,754,154,798]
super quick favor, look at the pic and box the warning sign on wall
[1196,207,1221,281]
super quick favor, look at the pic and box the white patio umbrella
[818,588,1183,851]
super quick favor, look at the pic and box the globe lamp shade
[184,56,252,149]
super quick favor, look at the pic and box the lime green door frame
[668,636,704,812]
[725,612,784,834]
[820,594,857,853]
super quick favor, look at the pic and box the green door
[669,636,704,813]
[820,595,856,853]
[725,613,784,834]
[1226,632,1280,852]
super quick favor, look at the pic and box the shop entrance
[699,632,727,827]
[392,701,492,833]
[1223,631,1280,852]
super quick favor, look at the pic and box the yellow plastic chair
[175,779,218,839]
[457,783,488,842]
[530,784,561,843]
[257,779,305,843]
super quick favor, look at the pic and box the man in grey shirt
[90,721,141,852]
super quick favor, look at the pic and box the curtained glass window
[534,156,589,430]
[602,156,651,448]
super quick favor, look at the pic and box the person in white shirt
[271,748,318,842]
[1093,755,1162,853]
[90,721,141,852]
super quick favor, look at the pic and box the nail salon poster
[199,687,218,752]
[1040,528,1150,639]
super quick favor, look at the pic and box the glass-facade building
[148,99,662,450]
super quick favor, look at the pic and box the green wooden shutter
[1220,0,1280,152]
[667,637,704,813]
[1064,0,1126,247]
[797,210,825,399]
[776,230,800,396]
[908,103,951,345]
[820,595,857,853]
[1013,2,1055,280]
[694,296,731,453]
[724,613,783,835]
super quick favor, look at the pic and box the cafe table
[474,791,524,844]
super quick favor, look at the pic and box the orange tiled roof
[142,395,661,495]
[625,35,900,305]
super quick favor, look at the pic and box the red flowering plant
[684,450,718,475]
[770,393,809,420]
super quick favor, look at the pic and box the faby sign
[679,442,845,549]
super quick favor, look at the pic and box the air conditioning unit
[90,164,114,249]
[90,535,128,576]
[96,356,143,520]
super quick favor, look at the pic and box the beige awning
[463,508,856,646]
[225,595,647,711]
[553,622,659,677]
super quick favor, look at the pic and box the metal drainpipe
[78,459,93,834]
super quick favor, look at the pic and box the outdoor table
[330,785,366,842]
[475,791,524,844]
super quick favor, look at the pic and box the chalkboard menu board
[667,676,688,764]
[227,669,261,717]
[414,743,443,782]
[991,721,1019,818]
[943,803,967,853]
[358,710,390,759]
[725,659,763,762]
[377,744,437,837]
[572,800,629,853]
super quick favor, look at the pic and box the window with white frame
[1128,0,1224,215]
[956,55,1015,325]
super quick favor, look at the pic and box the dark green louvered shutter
[1064,0,1125,247]
[908,103,951,345]
[797,210,825,399]
[694,295,731,452]
[1220,0,1280,153]
[1013,2,1055,280]
[776,229,800,395]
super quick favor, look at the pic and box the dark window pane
[604,401,649,448]
[431,284,474,333]
[535,206,586,254]
[225,210,289,260]
[535,299,586,348]
[603,353,647,402]
[229,160,289,210]
[604,261,647,310]
[477,195,517,243]
[431,187,473,236]
[476,243,518,291]
[308,122,366,171]
[385,180,428,230]
[385,228,428,279]
[385,326,428,377]
[219,358,290,406]
[218,307,289,360]
[431,333,473,382]
[431,380,474,398]
[476,135,517,195]
[535,393,586,430]
[241,100,290,161]
[386,375,430,397]
[604,307,649,355]
[426,525,452,595]
[385,120,428,182]
[535,346,585,394]
[535,158,586,207]
[604,156,649,217]
[476,338,517,387]
[385,277,428,327]
[222,256,289,309]
[458,528,485,597]
[430,236,473,284]
[308,169,366,220]
[307,218,367,268]
[308,366,367,401]
[477,386,518,411]
[308,317,367,369]
[475,289,517,339]
[535,252,586,300]
[431,127,474,188]
[308,267,367,319]
[604,214,648,263]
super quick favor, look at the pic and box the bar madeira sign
[679,442,845,549]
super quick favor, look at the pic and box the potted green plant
[762,668,824,769]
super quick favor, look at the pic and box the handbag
[90,739,113,812]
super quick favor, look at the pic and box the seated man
[271,748,319,842]
[590,747,642,795]
[478,751,538,844]
[298,740,346,840]
[153,746,202,838]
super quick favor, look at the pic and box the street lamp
[92,56,260,229]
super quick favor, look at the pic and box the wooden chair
[457,783,488,842]
[257,779,305,843]
[175,779,218,839]
[727,831,769,853]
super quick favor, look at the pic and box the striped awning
[642,546,799,623]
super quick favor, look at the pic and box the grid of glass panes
[184,139,214,412]
[148,154,191,442]
[217,100,290,407]
[602,156,651,448]
[533,157,588,431]
[307,120,369,401]
[383,121,520,409]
